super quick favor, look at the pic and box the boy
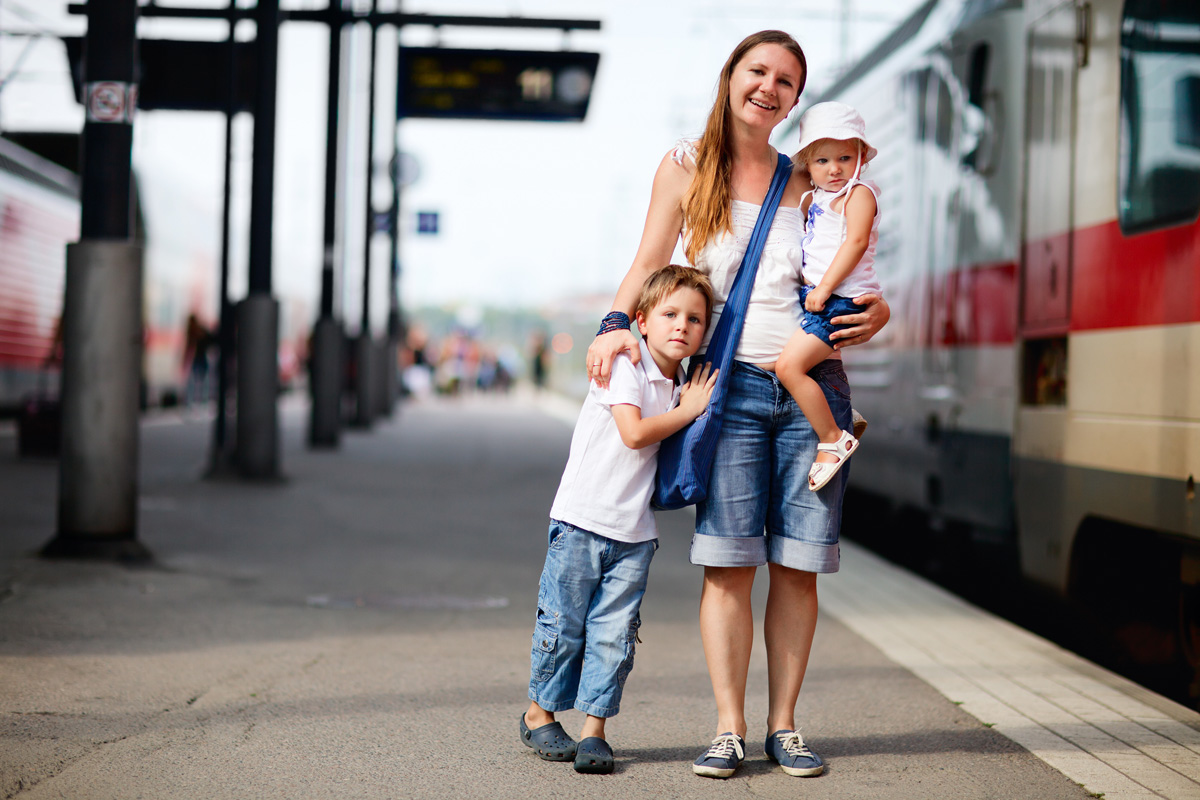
[520,265,717,774]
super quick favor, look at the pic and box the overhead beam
[67,4,600,30]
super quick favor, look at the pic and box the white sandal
[808,429,859,491]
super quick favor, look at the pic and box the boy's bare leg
[580,715,607,740]
[525,700,555,728]
[776,330,841,464]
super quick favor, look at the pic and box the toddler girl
[775,101,883,491]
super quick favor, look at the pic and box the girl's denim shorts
[799,286,862,348]
[690,358,852,573]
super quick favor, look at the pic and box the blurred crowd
[400,325,534,398]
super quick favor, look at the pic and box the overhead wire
[0,0,61,96]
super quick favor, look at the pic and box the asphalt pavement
[1,391,1101,799]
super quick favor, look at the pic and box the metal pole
[384,21,402,415]
[45,0,149,560]
[309,0,344,448]
[384,123,401,414]
[209,0,238,473]
[353,9,377,428]
[237,0,282,478]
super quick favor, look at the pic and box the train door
[1020,1,1077,340]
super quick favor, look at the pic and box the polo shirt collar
[638,338,684,385]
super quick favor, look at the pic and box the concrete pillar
[309,316,342,447]
[236,296,280,478]
[45,241,150,560]
[352,333,375,427]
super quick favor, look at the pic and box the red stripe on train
[931,260,1018,346]
[1072,219,1200,331]
[915,215,1199,347]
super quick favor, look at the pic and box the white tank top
[672,140,803,363]
[801,180,883,298]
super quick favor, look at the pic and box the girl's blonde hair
[682,30,807,266]
[795,137,869,171]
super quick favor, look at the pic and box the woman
[586,30,889,779]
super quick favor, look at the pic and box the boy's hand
[677,362,718,419]
[805,285,831,313]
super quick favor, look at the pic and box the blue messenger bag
[652,152,793,510]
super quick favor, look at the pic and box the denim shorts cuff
[689,533,767,567]
[527,690,576,714]
[575,699,618,718]
[768,536,840,573]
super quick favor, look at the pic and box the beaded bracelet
[596,311,631,336]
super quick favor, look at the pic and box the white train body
[776,0,1200,632]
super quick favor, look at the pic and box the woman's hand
[829,293,890,350]
[587,329,639,388]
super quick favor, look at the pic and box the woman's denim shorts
[690,359,852,573]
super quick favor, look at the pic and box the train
[773,0,1200,694]
[0,135,77,414]
[0,132,311,421]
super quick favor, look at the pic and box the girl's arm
[610,364,717,449]
[805,184,877,311]
[586,151,690,387]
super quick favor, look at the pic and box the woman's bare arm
[586,150,691,387]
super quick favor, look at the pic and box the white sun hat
[796,101,878,163]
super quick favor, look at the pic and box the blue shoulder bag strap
[698,152,793,391]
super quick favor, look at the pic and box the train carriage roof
[0,136,79,200]
[779,0,1019,142]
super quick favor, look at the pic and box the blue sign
[417,211,439,235]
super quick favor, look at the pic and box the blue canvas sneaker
[692,732,746,778]
[765,729,824,776]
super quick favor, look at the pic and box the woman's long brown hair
[682,30,807,266]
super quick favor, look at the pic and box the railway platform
[1,390,1199,800]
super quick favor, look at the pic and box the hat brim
[798,127,877,164]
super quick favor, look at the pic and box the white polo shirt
[549,339,684,543]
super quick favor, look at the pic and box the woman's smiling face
[727,43,803,131]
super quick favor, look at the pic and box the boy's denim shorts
[528,520,656,718]
[691,359,851,573]
[798,286,861,348]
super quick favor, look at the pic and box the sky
[0,0,924,332]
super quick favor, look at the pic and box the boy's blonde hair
[636,265,714,325]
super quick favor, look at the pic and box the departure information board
[397,47,599,122]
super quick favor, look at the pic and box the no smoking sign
[85,81,137,123]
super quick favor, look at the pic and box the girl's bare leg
[776,330,841,464]
[699,566,757,737]
[764,564,819,733]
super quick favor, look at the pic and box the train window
[1021,337,1068,405]
[913,68,931,142]
[963,43,998,173]
[967,43,990,108]
[935,78,954,151]
[1118,0,1200,234]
